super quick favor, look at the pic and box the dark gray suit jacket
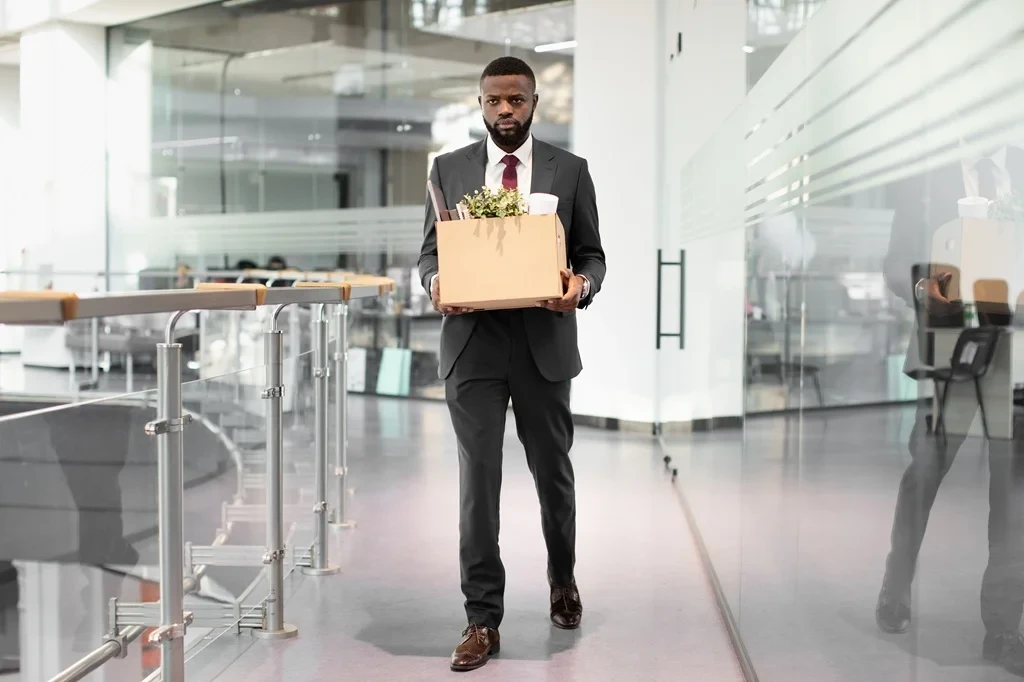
[418,138,607,383]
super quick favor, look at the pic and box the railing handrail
[0,280,393,326]
[0,267,391,282]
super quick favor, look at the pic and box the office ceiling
[416,0,573,53]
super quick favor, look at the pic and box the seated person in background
[266,256,293,287]
[235,259,259,284]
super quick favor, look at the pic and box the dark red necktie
[501,155,519,190]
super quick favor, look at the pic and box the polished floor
[15,351,1018,681]
[665,406,1024,682]
[190,397,744,681]
[1,386,743,681]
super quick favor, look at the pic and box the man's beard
[484,111,534,149]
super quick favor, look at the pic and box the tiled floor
[197,397,744,682]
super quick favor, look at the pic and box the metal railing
[0,279,391,682]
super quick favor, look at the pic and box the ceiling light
[743,45,755,54]
[535,40,577,53]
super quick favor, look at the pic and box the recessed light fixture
[743,45,755,54]
[535,40,577,53]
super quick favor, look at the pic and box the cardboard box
[931,218,1024,304]
[437,214,567,310]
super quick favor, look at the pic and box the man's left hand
[538,269,584,313]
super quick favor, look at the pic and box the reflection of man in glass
[879,138,1024,675]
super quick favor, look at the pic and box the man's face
[479,74,537,150]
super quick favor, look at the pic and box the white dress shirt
[961,146,1012,199]
[485,133,533,197]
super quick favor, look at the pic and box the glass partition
[0,391,156,680]
[666,0,1024,679]
[0,299,343,679]
[105,0,577,404]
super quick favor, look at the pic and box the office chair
[974,279,1013,327]
[933,326,1002,441]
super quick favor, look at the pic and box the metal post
[330,303,355,528]
[126,353,134,394]
[148,313,189,682]
[254,307,298,640]
[304,305,340,576]
[90,317,100,384]
[288,307,302,429]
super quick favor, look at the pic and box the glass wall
[106,0,574,400]
[672,0,1024,679]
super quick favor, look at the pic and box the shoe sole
[876,620,910,635]
[551,618,582,631]
[450,644,500,672]
[875,608,909,634]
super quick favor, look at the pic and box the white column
[0,65,24,351]
[19,21,107,291]
[0,65,21,282]
[571,0,663,424]
[106,30,154,274]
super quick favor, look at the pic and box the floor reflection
[667,405,1024,681]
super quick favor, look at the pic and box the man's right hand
[432,276,473,316]
[920,272,954,310]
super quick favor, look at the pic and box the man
[878,143,1024,676]
[418,56,606,673]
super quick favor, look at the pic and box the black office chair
[933,326,1002,440]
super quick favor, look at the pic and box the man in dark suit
[418,57,606,673]
[878,144,1024,676]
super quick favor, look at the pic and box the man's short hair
[480,56,536,91]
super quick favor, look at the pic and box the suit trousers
[444,309,576,630]
[885,403,1024,633]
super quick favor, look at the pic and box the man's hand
[432,276,474,316]
[538,269,584,313]
[923,272,954,309]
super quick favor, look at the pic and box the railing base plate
[252,623,298,640]
[301,565,341,577]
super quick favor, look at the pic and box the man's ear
[477,95,483,108]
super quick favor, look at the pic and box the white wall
[570,0,663,423]
[0,64,22,351]
[0,64,19,275]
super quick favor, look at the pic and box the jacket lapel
[531,139,558,196]
[461,140,488,201]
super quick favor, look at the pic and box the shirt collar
[961,144,1008,172]
[486,133,533,167]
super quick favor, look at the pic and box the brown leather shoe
[450,624,500,672]
[550,581,583,630]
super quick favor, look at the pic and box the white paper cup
[529,193,559,215]
[958,196,990,219]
